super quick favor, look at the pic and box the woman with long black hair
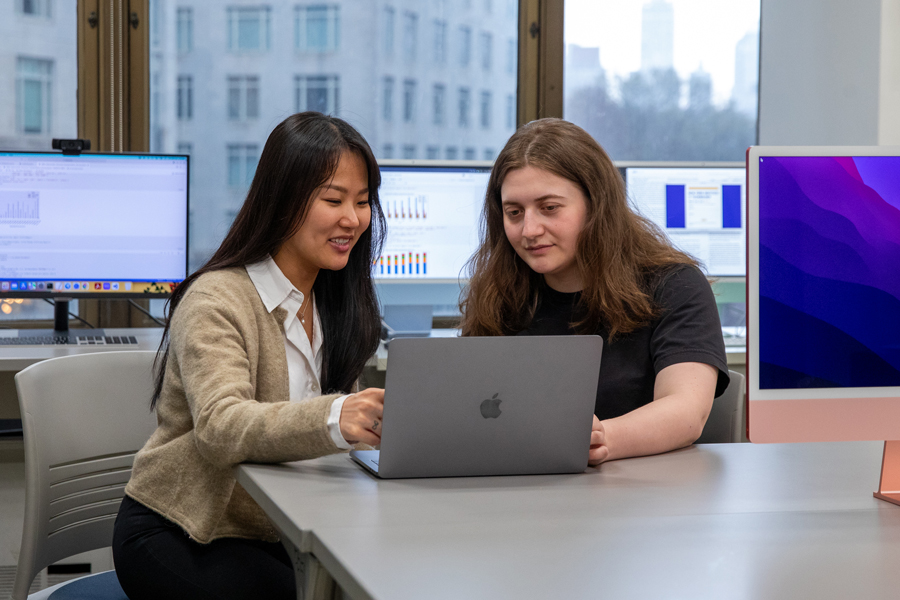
[113,112,385,599]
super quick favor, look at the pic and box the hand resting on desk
[340,387,385,446]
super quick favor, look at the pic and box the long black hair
[151,112,385,408]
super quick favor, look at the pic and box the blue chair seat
[27,571,128,600]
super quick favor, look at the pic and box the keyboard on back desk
[0,335,139,346]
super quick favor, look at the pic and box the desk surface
[0,328,163,371]
[236,441,900,600]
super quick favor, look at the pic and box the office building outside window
[432,84,445,125]
[227,144,260,187]
[295,74,339,114]
[445,146,458,159]
[383,77,394,121]
[433,20,447,64]
[464,147,476,160]
[426,145,440,159]
[18,0,51,17]
[458,87,470,127]
[480,32,492,71]
[402,11,417,62]
[403,79,417,122]
[228,75,260,120]
[295,5,340,53]
[458,26,471,67]
[177,75,193,120]
[227,6,272,52]
[402,144,416,159]
[16,57,52,134]
[177,8,193,53]
[506,93,514,130]
[382,6,395,55]
[506,38,515,74]
[383,144,394,158]
[483,148,494,160]
[480,90,491,129]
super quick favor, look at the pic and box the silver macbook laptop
[350,335,603,478]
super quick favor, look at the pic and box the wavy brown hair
[460,118,698,338]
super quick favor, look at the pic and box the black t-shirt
[516,265,730,421]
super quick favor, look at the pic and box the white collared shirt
[246,257,352,450]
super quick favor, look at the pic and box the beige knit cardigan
[126,267,357,544]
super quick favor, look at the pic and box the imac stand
[874,441,900,506]
[54,298,72,333]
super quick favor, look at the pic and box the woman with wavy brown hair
[461,118,729,465]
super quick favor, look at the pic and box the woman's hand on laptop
[340,388,385,446]
[588,415,609,465]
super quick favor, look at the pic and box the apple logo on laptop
[480,393,502,419]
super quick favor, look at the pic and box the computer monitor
[0,151,189,328]
[747,147,900,453]
[376,161,491,283]
[620,162,746,278]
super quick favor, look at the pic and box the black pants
[112,495,296,600]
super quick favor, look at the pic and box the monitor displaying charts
[0,151,188,297]
[622,163,746,277]
[376,161,491,282]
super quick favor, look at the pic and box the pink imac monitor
[747,147,900,503]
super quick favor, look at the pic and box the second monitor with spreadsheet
[622,163,746,277]
[376,162,491,281]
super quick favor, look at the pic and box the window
[18,0,52,17]
[506,38,516,74]
[403,79,417,123]
[177,8,193,53]
[426,146,440,159]
[506,93,515,129]
[464,147,476,160]
[458,87,470,127]
[563,0,760,161]
[177,75,193,121]
[383,6,395,55]
[295,5,340,52]
[432,84,445,125]
[177,143,193,182]
[16,57,53,134]
[227,76,260,120]
[480,32,492,71]
[433,20,447,64]
[295,74,339,114]
[480,90,491,129]
[458,26,471,67]
[383,77,394,121]
[402,145,417,159]
[227,144,260,187]
[383,144,394,158]
[402,11,418,62]
[483,148,495,160]
[227,6,271,52]
[445,146,458,160]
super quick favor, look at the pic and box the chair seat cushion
[39,570,128,600]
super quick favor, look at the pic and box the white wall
[758,0,884,145]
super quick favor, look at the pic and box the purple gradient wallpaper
[758,156,900,389]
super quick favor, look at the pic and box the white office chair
[12,351,159,600]
[695,369,746,444]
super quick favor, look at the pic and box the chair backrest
[695,369,746,444]
[12,351,158,600]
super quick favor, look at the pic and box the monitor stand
[873,441,900,506]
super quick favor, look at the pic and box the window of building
[458,26,471,67]
[458,87,470,127]
[383,77,394,121]
[563,0,759,161]
[402,11,418,62]
[295,74,340,114]
[16,57,53,134]
[177,75,193,121]
[464,147,476,160]
[383,144,395,158]
[227,143,260,188]
[445,146,458,160]
[177,8,193,53]
[432,84,445,126]
[480,32,492,71]
[227,75,260,120]
[483,148,494,160]
[402,144,417,159]
[295,5,340,52]
[506,38,516,74]
[426,146,440,159]
[480,90,491,129]
[227,6,271,52]
[383,6,395,55]
[18,0,52,17]
[177,143,193,183]
[433,20,447,64]
[506,93,515,129]
[403,79,417,123]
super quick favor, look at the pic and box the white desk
[0,328,163,372]
[236,441,900,600]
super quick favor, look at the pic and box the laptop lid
[373,335,603,478]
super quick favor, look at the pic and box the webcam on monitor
[51,138,91,155]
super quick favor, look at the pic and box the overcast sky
[564,0,760,104]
